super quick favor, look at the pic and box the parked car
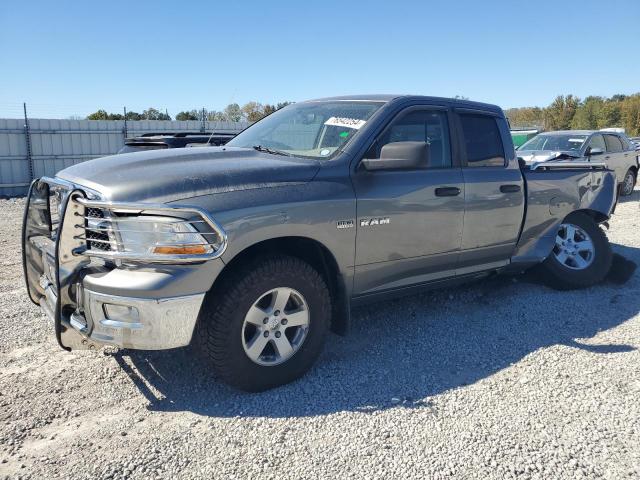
[117,131,236,154]
[23,95,617,391]
[517,130,639,196]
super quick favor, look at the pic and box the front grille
[85,208,113,252]
[86,207,103,218]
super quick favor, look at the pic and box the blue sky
[1,0,638,118]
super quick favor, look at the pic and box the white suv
[518,130,639,196]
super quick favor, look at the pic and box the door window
[372,110,452,168]
[586,134,606,152]
[604,134,623,152]
[459,114,505,167]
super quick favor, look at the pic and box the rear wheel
[538,213,612,290]
[621,168,636,196]
[197,255,330,391]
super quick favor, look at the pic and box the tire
[621,168,637,196]
[197,254,330,392]
[538,212,612,290]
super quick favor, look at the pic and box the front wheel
[197,255,331,391]
[538,213,612,290]
[621,168,637,196]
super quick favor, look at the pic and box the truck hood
[517,150,582,163]
[57,146,321,202]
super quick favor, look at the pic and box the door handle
[435,186,461,197]
[500,184,521,193]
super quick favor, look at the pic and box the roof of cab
[305,94,503,113]
[542,130,596,136]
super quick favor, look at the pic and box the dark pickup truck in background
[23,95,617,391]
[117,131,236,153]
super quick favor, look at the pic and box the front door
[351,107,464,296]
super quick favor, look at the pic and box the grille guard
[22,176,228,351]
[22,178,90,350]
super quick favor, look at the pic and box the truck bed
[511,161,617,266]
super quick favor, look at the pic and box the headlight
[78,197,227,263]
[113,216,215,256]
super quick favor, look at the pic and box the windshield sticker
[339,131,349,138]
[324,116,366,130]
[569,138,585,143]
[320,149,331,156]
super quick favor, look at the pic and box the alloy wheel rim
[623,172,635,195]
[241,287,310,366]
[552,223,595,270]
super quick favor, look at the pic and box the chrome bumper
[38,266,205,350]
[82,289,204,349]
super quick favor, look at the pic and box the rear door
[603,134,628,183]
[455,110,525,273]
[351,105,464,296]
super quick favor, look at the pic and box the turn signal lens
[152,245,209,255]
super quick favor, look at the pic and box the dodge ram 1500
[23,95,617,391]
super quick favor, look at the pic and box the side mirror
[361,141,430,171]
[587,147,604,156]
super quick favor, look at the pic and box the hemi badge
[336,220,354,229]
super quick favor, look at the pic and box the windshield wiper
[252,145,291,157]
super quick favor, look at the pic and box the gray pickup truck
[22,95,618,391]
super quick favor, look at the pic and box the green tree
[125,111,143,121]
[505,107,544,128]
[610,94,628,103]
[207,110,227,121]
[544,95,580,130]
[87,109,109,120]
[621,94,640,136]
[261,102,292,119]
[598,100,623,129]
[571,96,604,130]
[223,103,243,122]
[142,107,171,120]
[241,101,265,122]
[86,110,124,120]
[263,104,277,117]
[175,110,200,121]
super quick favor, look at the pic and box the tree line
[86,101,292,123]
[506,93,640,136]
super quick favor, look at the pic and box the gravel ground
[1,191,639,480]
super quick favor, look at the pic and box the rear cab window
[459,114,506,167]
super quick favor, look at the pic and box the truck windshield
[227,101,384,159]
[520,134,588,152]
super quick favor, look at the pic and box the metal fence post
[23,102,34,181]
[201,107,206,133]
[123,106,128,140]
